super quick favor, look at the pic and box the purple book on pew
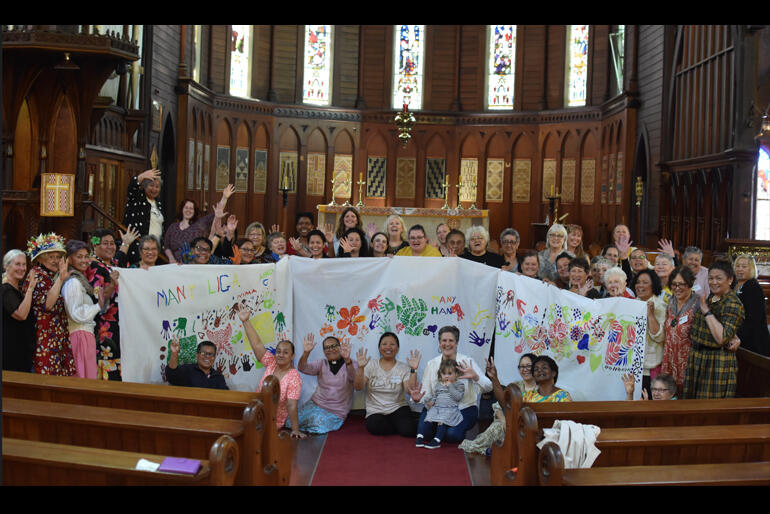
[158,457,201,475]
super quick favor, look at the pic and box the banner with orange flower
[494,272,648,401]
[289,256,498,407]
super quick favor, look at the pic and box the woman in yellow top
[523,355,572,402]
[395,225,442,257]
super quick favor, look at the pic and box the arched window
[487,25,516,110]
[303,25,334,106]
[756,146,770,240]
[565,25,589,107]
[392,25,425,110]
[230,25,252,98]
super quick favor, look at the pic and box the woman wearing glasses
[538,224,568,282]
[295,334,357,434]
[395,225,442,257]
[130,235,160,270]
[661,266,698,393]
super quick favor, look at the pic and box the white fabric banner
[289,256,498,406]
[118,259,292,391]
[493,273,647,401]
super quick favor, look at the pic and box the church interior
[1,24,770,487]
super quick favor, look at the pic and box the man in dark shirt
[165,337,229,390]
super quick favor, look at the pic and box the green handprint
[274,311,286,332]
[396,295,428,336]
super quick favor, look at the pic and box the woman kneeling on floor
[296,334,357,434]
[354,332,422,437]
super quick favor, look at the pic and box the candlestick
[327,174,337,206]
[469,175,478,211]
[356,173,366,208]
[341,177,352,207]
[456,176,464,211]
[441,175,450,210]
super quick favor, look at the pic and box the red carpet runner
[311,415,472,486]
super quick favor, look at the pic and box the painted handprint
[450,303,464,321]
[241,354,254,372]
[160,320,172,340]
[229,356,240,376]
[368,294,383,312]
[468,330,490,347]
[274,311,287,332]
[396,295,427,336]
[325,304,336,322]
[173,317,187,337]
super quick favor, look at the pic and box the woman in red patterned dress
[24,233,76,376]
[661,266,698,393]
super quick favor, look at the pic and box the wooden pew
[538,442,770,486]
[2,435,239,486]
[2,371,292,485]
[2,397,257,485]
[490,384,770,485]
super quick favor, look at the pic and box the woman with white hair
[538,224,568,281]
[2,249,38,372]
[605,266,634,298]
[734,254,770,356]
[459,225,504,268]
[654,254,676,304]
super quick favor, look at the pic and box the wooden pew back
[2,435,239,486]
[1,371,292,485]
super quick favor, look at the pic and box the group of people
[3,168,769,447]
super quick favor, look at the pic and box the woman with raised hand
[296,334,357,434]
[122,168,164,264]
[523,355,572,403]
[24,233,76,376]
[354,332,421,437]
[87,228,130,380]
[337,227,369,258]
[163,184,234,263]
[630,269,667,396]
[2,249,38,372]
[682,260,745,399]
[411,325,492,446]
[333,207,365,255]
[237,305,305,439]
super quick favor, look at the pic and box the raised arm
[237,306,267,362]
[353,347,370,390]
[11,271,38,321]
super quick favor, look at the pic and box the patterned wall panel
[601,155,608,204]
[235,147,249,192]
[460,158,478,202]
[542,158,557,201]
[396,158,416,199]
[203,144,209,191]
[608,153,617,204]
[333,154,353,198]
[216,146,230,191]
[367,156,387,197]
[561,159,576,203]
[187,139,194,189]
[512,159,531,203]
[425,158,446,199]
[580,158,596,205]
[485,158,504,202]
[306,152,326,196]
[615,152,624,205]
[253,149,267,193]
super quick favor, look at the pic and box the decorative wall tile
[234,147,249,192]
[561,158,576,203]
[460,158,478,202]
[253,149,267,193]
[306,152,326,196]
[216,146,230,191]
[367,157,387,198]
[395,158,416,199]
[485,158,504,202]
[580,158,596,205]
[425,158,446,199]
[542,158,557,201]
[333,154,353,198]
[512,159,532,203]
[615,152,624,205]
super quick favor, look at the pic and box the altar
[316,204,488,238]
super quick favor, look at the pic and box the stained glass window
[566,25,589,107]
[392,25,425,110]
[230,25,252,98]
[303,25,334,106]
[755,146,770,240]
[487,25,517,110]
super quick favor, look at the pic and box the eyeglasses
[194,246,212,253]
[198,350,216,358]
[501,240,518,245]
[239,247,256,253]
[323,343,340,351]
[141,247,157,253]
[630,255,646,260]
[409,235,425,241]
[670,282,689,289]
[651,387,670,393]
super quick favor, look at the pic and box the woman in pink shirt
[237,306,305,439]
[296,334,357,433]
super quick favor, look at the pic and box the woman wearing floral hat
[24,233,76,376]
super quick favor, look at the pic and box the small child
[422,359,465,449]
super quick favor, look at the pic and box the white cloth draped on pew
[537,420,601,468]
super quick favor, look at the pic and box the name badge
[390,376,402,384]
[692,284,702,292]
[679,314,688,324]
